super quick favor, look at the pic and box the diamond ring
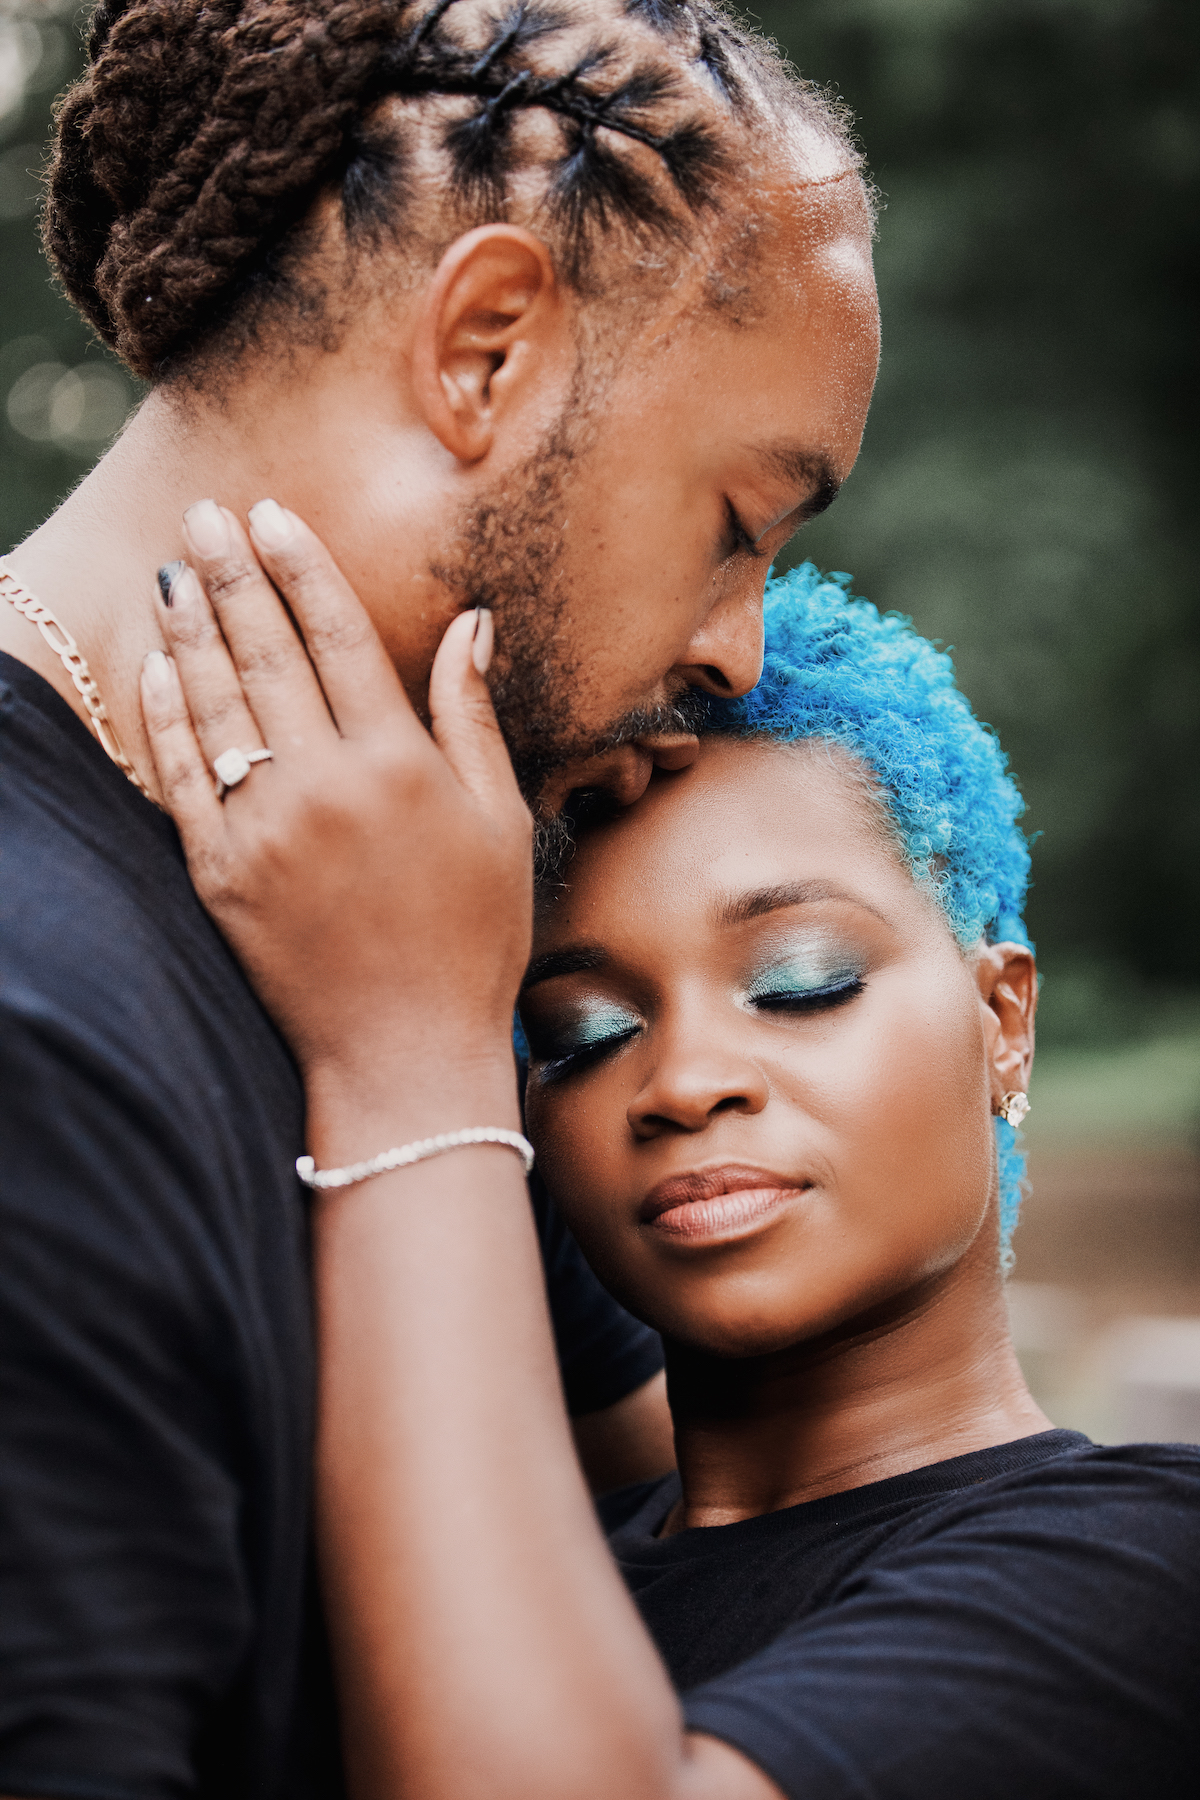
[213,746,273,800]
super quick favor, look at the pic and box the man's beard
[432,411,708,878]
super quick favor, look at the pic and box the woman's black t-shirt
[0,652,663,1800]
[603,1429,1200,1799]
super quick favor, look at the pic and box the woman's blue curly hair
[703,564,1033,1265]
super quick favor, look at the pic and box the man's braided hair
[44,0,862,380]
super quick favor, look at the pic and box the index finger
[180,499,335,745]
[244,500,415,739]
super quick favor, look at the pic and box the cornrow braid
[44,0,860,379]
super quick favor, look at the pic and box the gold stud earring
[996,1090,1031,1127]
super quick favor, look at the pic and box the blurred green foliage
[2,0,1197,1047]
[750,0,1200,1044]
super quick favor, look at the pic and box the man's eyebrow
[717,880,890,930]
[521,944,608,993]
[754,444,841,520]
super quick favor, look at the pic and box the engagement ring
[213,746,273,800]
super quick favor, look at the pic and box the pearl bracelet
[296,1127,535,1191]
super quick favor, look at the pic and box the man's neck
[1,352,456,803]
[1,389,270,800]
[661,1245,1051,1533]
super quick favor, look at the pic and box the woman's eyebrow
[716,880,891,929]
[521,944,609,994]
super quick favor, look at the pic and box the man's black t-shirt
[602,1429,1200,1799]
[0,651,662,1800]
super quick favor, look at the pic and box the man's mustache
[577,690,710,757]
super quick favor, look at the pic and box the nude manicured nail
[157,560,185,606]
[184,499,230,558]
[248,498,292,550]
[472,607,494,675]
[142,649,173,692]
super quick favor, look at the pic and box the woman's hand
[140,498,532,1145]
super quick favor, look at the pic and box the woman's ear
[974,941,1038,1111]
[410,225,567,464]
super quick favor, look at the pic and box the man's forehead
[643,169,871,344]
[771,165,875,258]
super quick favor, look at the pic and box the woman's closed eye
[521,1001,643,1083]
[746,957,865,1015]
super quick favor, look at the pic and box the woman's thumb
[428,608,522,814]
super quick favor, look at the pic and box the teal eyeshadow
[746,955,862,1001]
[533,1003,641,1059]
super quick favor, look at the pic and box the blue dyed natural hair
[703,564,1033,1266]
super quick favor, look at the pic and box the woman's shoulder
[679,1440,1200,1800]
[876,1434,1200,1588]
[919,1433,1200,1515]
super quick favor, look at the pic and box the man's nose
[674,576,766,699]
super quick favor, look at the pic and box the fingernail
[157,560,185,606]
[472,607,494,675]
[142,649,173,692]
[164,564,202,612]
[248,498,292,550]
[184,499,230,558]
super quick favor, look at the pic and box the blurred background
[2,0,1198,1436]
[750,0,1200,1442]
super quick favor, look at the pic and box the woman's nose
[628,1041,769,1138]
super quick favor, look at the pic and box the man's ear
[975,941,1038,1111]
[411,225,567,464]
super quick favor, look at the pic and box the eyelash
[724,501,767,561]
[533,1025,641,1086]
[750,976,864,1015]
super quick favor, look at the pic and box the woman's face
[520,737,1015,1356]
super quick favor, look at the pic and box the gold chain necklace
[0,561,152,800]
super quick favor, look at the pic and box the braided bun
[43,0,861,381]
[47,1,408,376]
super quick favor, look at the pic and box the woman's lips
[641,1165,809,1243]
